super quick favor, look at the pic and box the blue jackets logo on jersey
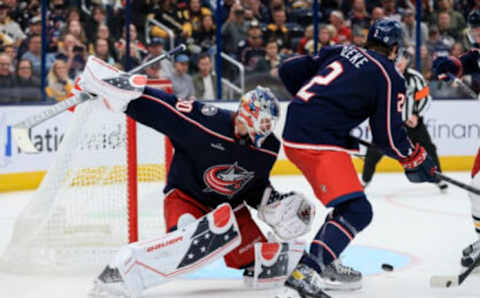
[203,162,254,197]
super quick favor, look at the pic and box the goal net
[0,93,172,274]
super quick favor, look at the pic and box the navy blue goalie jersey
[125,87,280,209]
[279,45,412,160]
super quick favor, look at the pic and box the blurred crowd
[0,0,478,103]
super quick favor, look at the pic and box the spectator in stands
[150,0,181,40]
[221,2,248,55]
[17,15,42,57]
[93,23,117,61]
[192,53,220,100]
[85,5,107,43]
[144,62,167,80]
[401,8,428,47]
[420,45,432,79]
[45,58,73,102]
[238,23,266,72]
[178,0,212,39]
[264,7,291,53]
[0,0,25,46]
[117,43,143,70]
[63,19,88,46]
[381,0,401,21]
[351,25,367,47]
[94,38,115,65]
[21,34,55,77]
[350,0,371,30]
[167,54,195,99]
[243,0,270,24]
[370,6,385,25]
[329,10,351,44]
[14,58,41,102]
[193,14,216,53]
[144,37,174,78]
[450,41,465,58]
[437,11,460,40]
[254,39,281,77]
[0,52,16,103]
[115,24,147,61]
[297,24,313,54]
[429,0,466,35]
[3,43,14,72]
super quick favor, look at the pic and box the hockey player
[433,10,480,273]
[277,18,438,297]
[79,56,314,298]
[361,47,448,193]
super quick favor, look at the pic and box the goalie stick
[12,44,186,153]
[430,256,480,288]
[354,137,480,196]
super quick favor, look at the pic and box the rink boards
[1,100,479,191]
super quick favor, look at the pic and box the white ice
[1,172,479,298]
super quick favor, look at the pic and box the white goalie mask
[236,86,280,147]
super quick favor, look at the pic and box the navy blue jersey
[125,87,280,209]
[279,45,412,160]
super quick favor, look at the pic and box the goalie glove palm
[80,56,147,112]
[258,187,315,240]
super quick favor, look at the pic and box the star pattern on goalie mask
[103,76,137,91]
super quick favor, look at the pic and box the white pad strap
[258,187,315,240]
[245,240,305,289]
[111,203,241,297]
[80,56,146,112]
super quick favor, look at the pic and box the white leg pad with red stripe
[109,203,241,297]
[245,240,305,289]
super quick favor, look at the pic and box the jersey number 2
[297,61,344,102]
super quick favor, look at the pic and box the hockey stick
[354,137,480,195]
[430,256,480,288]
[12,44,186,153]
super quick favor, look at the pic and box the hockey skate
[276,263,331,298]
[89,266,131,298]
[318,259,362,291]
[461,240,480,273]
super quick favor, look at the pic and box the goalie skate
[318,259,362,291]
[89,266,131,298]
[461,239,480,273]
[279,264,331,298]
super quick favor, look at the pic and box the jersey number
[397,93,405,112]
[176,99,194,113]
[297,61,344,102]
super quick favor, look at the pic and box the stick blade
[12,126,38,153]
[430,275,459,288]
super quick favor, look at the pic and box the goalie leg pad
[223,204,267,269]
[109,203,241,297]
[245,240,306,289]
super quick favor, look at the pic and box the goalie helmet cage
[0,100,173,274]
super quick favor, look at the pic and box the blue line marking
[182,245,411,280]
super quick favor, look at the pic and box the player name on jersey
[340,46,369,69]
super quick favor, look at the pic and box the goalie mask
[236,86,280,147]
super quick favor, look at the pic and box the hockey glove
[432,56,462,81]
[258,187,315,240]
[399,143,438,183]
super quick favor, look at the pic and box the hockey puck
[381,263,394,271]
[446,281,452,287]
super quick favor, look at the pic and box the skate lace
[332,260,354,275]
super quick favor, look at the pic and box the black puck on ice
[381,263,394,271]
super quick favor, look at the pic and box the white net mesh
[0,100,167,274]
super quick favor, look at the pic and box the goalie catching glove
[79,56,147,112]
[258,187,315,240]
